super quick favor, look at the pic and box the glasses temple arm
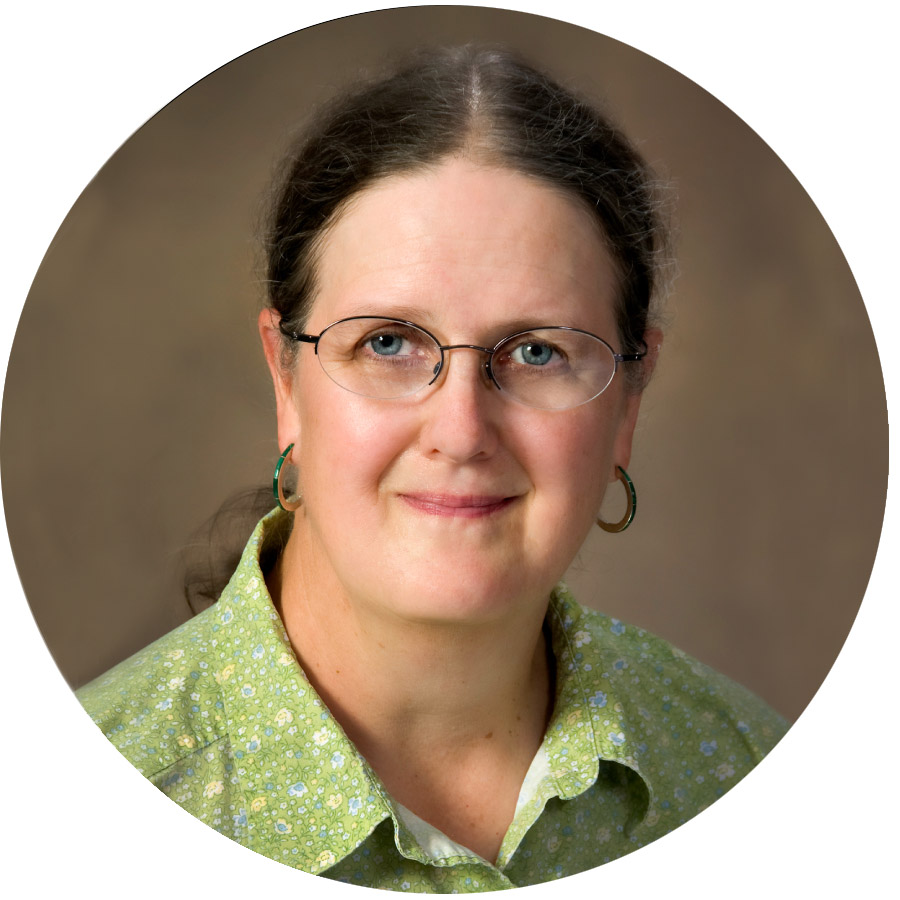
[614,339,650,363]
[278,322,319,346]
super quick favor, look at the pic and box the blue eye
[512,341,555,366]
[369,333,405,356]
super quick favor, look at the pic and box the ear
[258,307,302,454]
[609,328,663,482]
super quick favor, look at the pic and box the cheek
[508,417,603,511]
[540,411,621,510]
[296,387,413,499]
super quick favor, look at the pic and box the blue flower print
[155,698,172,711]
[251,643,265,659]
[610,619,626,636]
[608,732,625,746]
[700,740,718,756]
[348,797,363,816]
[737,721,750,734]
[588,691,608,708]
[287,781,308,797]
[331,751,345,769]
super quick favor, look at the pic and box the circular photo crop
[1,4,891,896]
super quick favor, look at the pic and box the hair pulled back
[266,46,667,377]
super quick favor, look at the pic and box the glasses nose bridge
[434,342,499,388]
[436,344,499,376]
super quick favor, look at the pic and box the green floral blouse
[77,509,788,891]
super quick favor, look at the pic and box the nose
[418,346,501,462]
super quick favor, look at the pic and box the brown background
[0,6,887,721]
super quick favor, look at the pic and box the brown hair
[266,45,669,382]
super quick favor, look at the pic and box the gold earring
[273,443,302,511]
[597,466,636,533]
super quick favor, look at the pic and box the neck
[267,515,554,764]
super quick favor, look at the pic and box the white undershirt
[393,744,552,862]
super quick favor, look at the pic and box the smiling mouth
[399,493,518,519]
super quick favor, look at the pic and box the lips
[399,492,517,518]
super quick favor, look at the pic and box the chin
[379,565,548,628]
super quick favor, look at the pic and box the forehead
[310,158,620,335]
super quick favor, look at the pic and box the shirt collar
[214,509,650,873]
[212,510,391,873]
[545,588,650,795]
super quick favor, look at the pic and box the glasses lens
[316,318,441,399]
[491,328,617,409]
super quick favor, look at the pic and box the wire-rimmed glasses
[279,316,646,410]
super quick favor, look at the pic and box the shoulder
[550,585,788,761]
[76,604,229,779]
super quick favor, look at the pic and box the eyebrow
[341,303,435,324]
[338,304,574,342]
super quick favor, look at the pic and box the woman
[77,46,786,890]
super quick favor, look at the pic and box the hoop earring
[597,466,636,533]
[273,443,302,512]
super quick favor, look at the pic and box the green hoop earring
[273,443,302,512]
[597,466,636,533]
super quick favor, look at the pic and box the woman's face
[262,158,651,625]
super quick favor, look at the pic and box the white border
[2,3,895,897]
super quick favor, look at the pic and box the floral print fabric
[77,509,787,891]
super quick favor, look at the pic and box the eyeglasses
[279,316,646,411]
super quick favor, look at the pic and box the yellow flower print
[572,630,591,647]
[176,734,195,749]
[546,835,560,852]
[167,676,186,691]
[645,809,660,827]
[250,797,267,812]
[274,818,292,834]
[274,708,293,727]
[166,649,184,660]
[316,850,336,869]
[715,762,735,781]
[214,664,236,684]
[596,827,611,844]
[246,576,260,594]
[203,781,224,799]
[313,728,330,746]
[326,793,343,809]
[278,652,293,666]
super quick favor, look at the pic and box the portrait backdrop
[1,5,887,728]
